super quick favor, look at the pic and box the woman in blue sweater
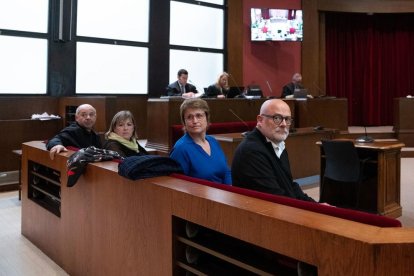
[170,98,232,185]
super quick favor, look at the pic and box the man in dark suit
[166,69,199,98]
[281,73,304,98]
[231,99,315,202]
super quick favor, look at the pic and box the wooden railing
[21,141,414,275]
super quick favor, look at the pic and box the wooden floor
[0,192,68,276]
[0,133,413,274]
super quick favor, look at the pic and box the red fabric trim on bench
[171,173,401,228]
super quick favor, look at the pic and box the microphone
[229,109,249,128]
[266,80,276,98]
[313,82,326,97]
[355,126,374,143]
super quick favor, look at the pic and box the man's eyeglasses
[261,114,293,126]
[185,113,206,122]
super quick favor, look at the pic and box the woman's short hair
[180,98,210,125]
[105,110,138,140]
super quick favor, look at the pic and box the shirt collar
[265,137,285,158]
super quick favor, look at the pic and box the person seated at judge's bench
[170,98,232,185]
[103,110,148,158]
[166,69,199,98]
[46,104,102,160]
[231,99,319,202]
[205,72,230,98]
[281,72,304,98]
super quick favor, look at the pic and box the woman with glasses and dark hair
[231,99,316,202]
[103,110,148,158]
[170,98,232,185]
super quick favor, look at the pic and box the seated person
[170,98,232,185]
[166,69,198,98]
[46,104,102,160]
[103,110,148,158]
[281,73,304,98]
[205,72,230,98]
[231,99,317,202]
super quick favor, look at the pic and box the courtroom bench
[21,141,414,275]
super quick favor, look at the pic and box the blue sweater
[170,133,232,185]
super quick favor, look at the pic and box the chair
[320,140,370,208]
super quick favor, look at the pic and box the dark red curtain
[325,12,414,126]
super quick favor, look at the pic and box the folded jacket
[67,146,123,187]
[118,155,183,180]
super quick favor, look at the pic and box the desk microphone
[266,80,276,98]
[313,82,326,97]
[229,108,249,128]
[355,126,374,143]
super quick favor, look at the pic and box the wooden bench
[21,141,414,275]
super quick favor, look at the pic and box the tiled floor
[0,158,413,275]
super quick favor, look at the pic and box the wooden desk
[394,97,414,146]
[294,97,348,131]
[20,141,414,275]
[319,139,404,218]
[0,118,62,172]
[212,127,337,179]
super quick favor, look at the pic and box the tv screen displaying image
[251,8,303,41]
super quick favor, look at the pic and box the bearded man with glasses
[231,99,316,202]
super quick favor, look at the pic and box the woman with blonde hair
[103,110,148,157]
[205,72,230,98]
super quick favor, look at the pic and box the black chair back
[322,140,360,183]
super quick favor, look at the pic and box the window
[0,0,48,94]
[76,42,148,94]
[0,0,48,33]
[169,50,223,91]
[77,0,149,42]
[170,1,224,49]
[0,36,47,94]
[169,1,225,93]
[76,0,150,94]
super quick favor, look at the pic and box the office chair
[320,140,371,209]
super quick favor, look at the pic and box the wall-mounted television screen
[250,8,303,41]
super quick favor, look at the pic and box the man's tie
[181,84,185,94]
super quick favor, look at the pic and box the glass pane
[0,36,47,94]
[77,0,149,42]
[198,0,224,4]
[169,50,223,92]
[170,1,224,49]
[0,0,48,33]
[76,42,148,94]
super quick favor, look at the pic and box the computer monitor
[293,89,308,99]
[227,87,244,98]
[247,85,263,98]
